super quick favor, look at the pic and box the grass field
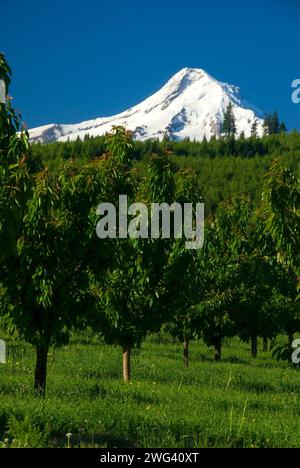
[0,334,299,448]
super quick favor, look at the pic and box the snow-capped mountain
[29,68,265,144]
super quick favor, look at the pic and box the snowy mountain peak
[172,67,216,82]
[168,67,210,82]
[29,68,265,144]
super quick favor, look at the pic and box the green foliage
[0,52,11,92]
[1,52,300,401]
[164,169,204,347]
[193,198,250,353]
[261,159,300,271]
[30,131,300,218]
[221,102,236,137]
[3,414,50,448]
[31,128,300,165]
[0,54,110,395]
[93,134,189,363]
[263,111,287,136]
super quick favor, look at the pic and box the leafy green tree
[261,159,300,349]
[94,130,190,381]
[194,199,250,360]
[0,53,31,257]
[0,55,110,395]
[232,252,287,358]
[164,169,203,367]
[0,52,32,342]
[8,159,107,396]
[261,160,300,273]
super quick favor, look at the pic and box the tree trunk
[262,337,268,352]
[214,338,222,361]
[122,346,131,382]
[34,342,49,398]
[251,336,258,358]
[288,333,294,348]
[183,336,189,368]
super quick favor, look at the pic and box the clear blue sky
[1,0,300,130]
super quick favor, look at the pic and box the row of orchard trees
[0,54,299,396]
[168,180,300,365]
[0,54,203,395]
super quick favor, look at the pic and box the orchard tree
[164,168,204,368]
[0,53,31,270]
[261,159,300,272]
[94,131,190,381]
[0,54,111,395]
[261,159,300,350]
[200,196,295,359]
[194,198,251,361]
[232,253,286,358]
[0,52,32,343]
[8,158,108,396]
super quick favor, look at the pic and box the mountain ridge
[29,68,265,144]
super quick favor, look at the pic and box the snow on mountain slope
[29,68,265,144]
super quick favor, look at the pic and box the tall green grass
[0,336,299,448]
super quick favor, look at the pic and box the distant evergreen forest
[31,131,300,213]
